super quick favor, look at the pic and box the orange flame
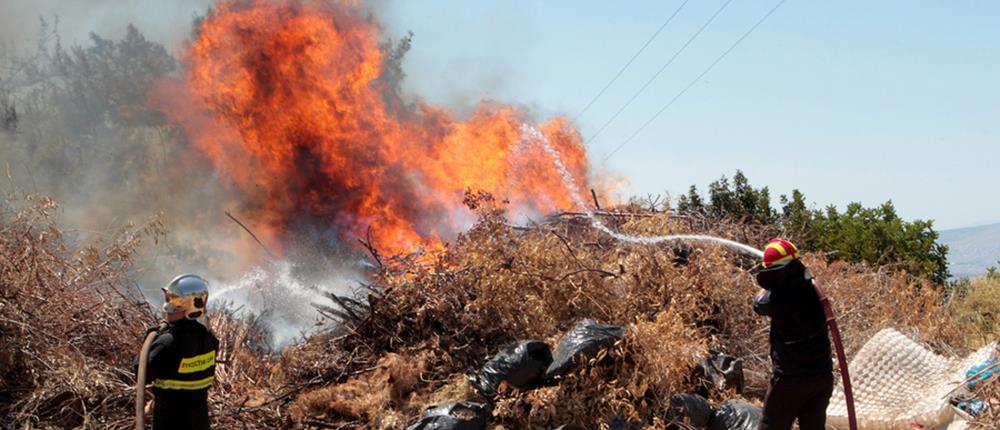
[152,0,591,256]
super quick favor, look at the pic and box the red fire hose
[812,279,858,430]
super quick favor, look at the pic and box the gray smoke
[0,0,213,52]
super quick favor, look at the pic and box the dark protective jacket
[143,319,219,430]
[753,260,832,377]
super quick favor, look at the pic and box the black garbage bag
[405,402,488,430]
[666,393,713,428]
[469,340,552,397]
[709,400,761,430]
[670,243,695,266]
[693,352,745,396]
[543,319,625,380]
[609,417,629,430]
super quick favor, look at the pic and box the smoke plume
[0,0,597,347]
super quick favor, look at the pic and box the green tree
[810,201,949,283]
[680,174,950,284]
[691,171,776,224]
[707,175,736,218]
[3,22,177,201]
[779,189,816,245]
[732,170,776,224]
[676,185,704,214]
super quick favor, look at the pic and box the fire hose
[135,321,167,430]
[812,278,858,430]
[529,125,858,428]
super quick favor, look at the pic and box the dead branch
[554,211,657,219]
[224,210,278,260]
[357,226,383,270]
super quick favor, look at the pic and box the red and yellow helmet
[761,238,800,268]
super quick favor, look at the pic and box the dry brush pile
[0,194,161,428]
[1,192,996,429]
[279,194,981,429]
[0,194,278,429]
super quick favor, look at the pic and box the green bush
[678,171,950,283]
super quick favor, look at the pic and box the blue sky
[6,0,998,229]
[376,1,1000,229]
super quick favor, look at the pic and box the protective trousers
[153,395,210,430]
[758,372,833,430]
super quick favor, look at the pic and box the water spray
[521,124,857,430]
[521,124,764,257]
[209,262,360,348]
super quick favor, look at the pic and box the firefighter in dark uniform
[753,239,833,430]
[140,274,219,429]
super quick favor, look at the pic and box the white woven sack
[826,328,995,430]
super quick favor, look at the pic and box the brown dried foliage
[0,194,286,429]
[281,194,973,428]
[2,191,992,429]
[288,352,428,428]
[0,194,161,428]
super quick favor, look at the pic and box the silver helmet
[162,274,209,319]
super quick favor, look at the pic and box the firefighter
[753,239,833,430]
[139,274,219,430]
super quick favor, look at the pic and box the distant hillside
[939,222,1000,278]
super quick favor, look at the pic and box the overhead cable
[601,0,788,163]
[587,0,736,145]
[572,0,692,123]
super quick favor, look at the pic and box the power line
[572,0,691,123]
[601,0,788,164]
[586,0,735,145]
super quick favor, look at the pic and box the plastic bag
[693,352,745,396]
[543,319,624,379]
[666,393,713,428]
[957,399,988,417]
[709,400,761,430]
[966,358,998,389]
[609,417,629,430]
[469,340,552,397]
[405,402,488,430]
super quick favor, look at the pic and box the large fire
[152,0,591,256]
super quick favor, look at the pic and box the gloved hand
[753,290,773,316]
